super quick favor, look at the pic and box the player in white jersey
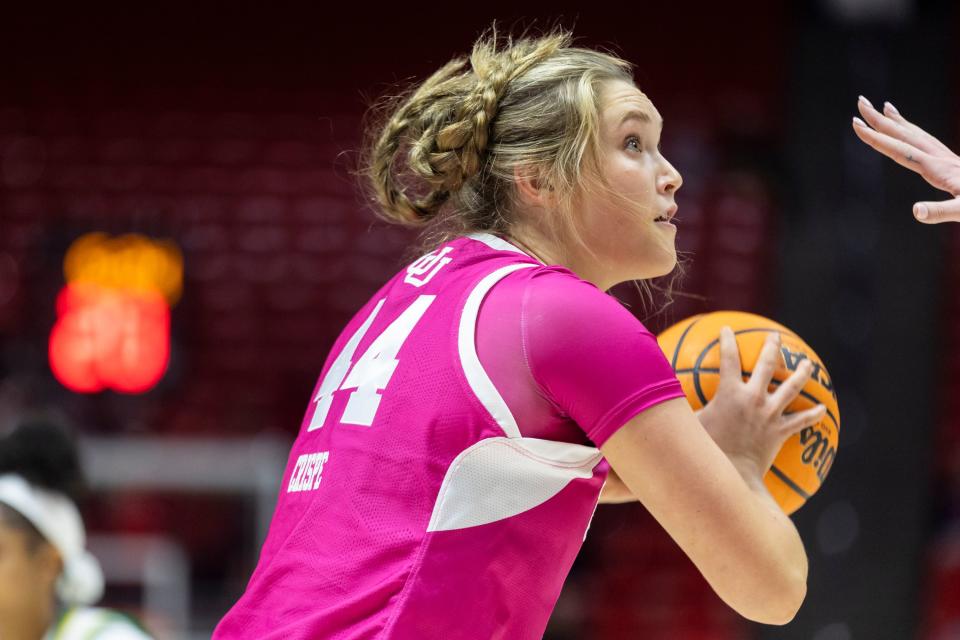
[0,420,151,640]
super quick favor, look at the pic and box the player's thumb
[914,198,960,224]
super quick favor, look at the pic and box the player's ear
[513,165,554,208]
[32,541,64,591]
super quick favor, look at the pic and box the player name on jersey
[287,451,330,493]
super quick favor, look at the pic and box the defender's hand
[853,96,960,224]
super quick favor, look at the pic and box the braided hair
[363,28,635,247]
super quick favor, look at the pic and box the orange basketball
[657,311,839,515]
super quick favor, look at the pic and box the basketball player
[215,30,825,638]
[853,95,960,223]
[0,420,153,640]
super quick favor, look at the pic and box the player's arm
[597,408,712,504]
[598,468,636,504]
[601,328,823,626]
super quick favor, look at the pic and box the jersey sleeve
[520,267,686,447]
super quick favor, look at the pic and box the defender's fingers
[852,118,932,174]
[857,97,942,156]
[914,198,960,224]
[717,327,743,388]
[770,359,814,413]
[883,101,955,157]
[747,332,782,393]
[780,405,827,438]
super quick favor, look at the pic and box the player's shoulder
[517,265,652,333]
[458,233,652,332]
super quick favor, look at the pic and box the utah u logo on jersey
[404,247,453,287]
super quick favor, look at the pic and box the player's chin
[632,249,677,280]
[649,255,678,278]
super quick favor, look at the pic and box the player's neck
[505,224,618,291]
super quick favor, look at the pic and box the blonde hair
[362,28,637,247]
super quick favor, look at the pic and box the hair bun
[365,30,568,227]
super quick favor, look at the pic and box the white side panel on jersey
[427,437,603,532]
[457,262,535,439]
[466,232,535,258]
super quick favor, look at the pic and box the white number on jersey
[308,295,436,430]
[308,299,384,431]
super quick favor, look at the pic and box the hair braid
[365,32,569,227]
[368,58,470,224]
[436,36,565,189]
[362,25,637,258]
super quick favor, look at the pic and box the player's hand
[697,328,826,482]
[853,96,960,224]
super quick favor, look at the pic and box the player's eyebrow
[619,109,663,130]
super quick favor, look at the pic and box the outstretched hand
[852,96,960,224]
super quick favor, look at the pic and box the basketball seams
[769,466,813,500]
[668,315,703,370]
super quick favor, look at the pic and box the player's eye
[625,135,642,152]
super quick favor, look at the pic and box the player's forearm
[724,458,809,624]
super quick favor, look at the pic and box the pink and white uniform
[214,233,684,639]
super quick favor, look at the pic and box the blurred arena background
[0,1,957,638]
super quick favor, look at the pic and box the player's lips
[653,205,678,224]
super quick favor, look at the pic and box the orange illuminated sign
[63,232,183,304]
[49,233,182,394]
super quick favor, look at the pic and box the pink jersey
[214,233,684,639]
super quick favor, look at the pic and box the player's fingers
[717,327,743,389]
[857,96,942,156]
[780,405,827,439]
[769,359,814,413]
[747,332,781,394]
[883,101,956,157]
[914,198,960,224]
[852,117,932,174]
